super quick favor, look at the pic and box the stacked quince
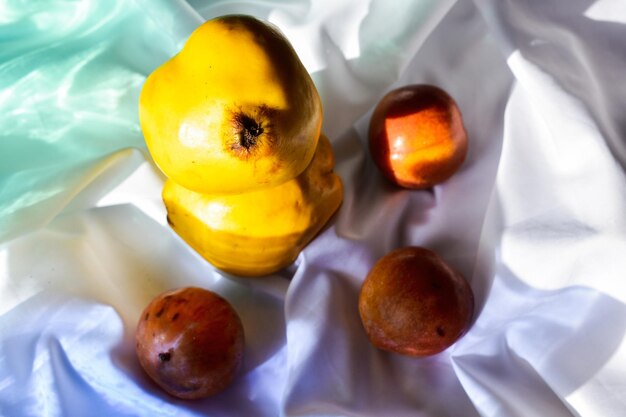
[139,15,343,277]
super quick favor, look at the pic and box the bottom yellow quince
[163,134,343,277]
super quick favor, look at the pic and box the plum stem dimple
[158,351,172,362]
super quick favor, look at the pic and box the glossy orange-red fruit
[368,84,468,189]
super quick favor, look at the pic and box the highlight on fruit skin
[135,287,245,400]
[139,14,322,195]
[162,134,343,277]
[368,84,468,189]
[358,246,474,357]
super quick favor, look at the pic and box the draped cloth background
[2,0,626,416]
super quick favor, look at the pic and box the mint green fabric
[0,0,197,243]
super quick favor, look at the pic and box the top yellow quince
[139,15,322,194]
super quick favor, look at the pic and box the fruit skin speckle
[135,287,245,400]
[358,246,474,357]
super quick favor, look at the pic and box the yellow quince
[163,135,343,277]
[139,14,322,194]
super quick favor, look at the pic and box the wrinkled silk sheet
[2,0,626,416]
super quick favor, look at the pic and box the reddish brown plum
[359,247,474,357]
[135,287,244,399]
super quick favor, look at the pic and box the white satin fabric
[2,0,626,416]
